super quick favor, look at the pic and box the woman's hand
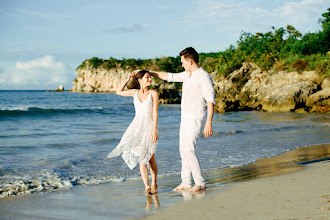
[151,130,158,143]
[126,73,134,81]
[132,69,141,77]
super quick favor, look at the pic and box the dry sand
[147,161,330,220]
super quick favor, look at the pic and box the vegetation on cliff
[77,9,329,78]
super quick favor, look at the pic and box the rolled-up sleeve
[201,73,216,104]
[167,72,186,82]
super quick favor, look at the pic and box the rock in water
[55,85,64,92]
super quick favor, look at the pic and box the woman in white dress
[107,70,159,195]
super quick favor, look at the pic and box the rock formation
[71,63,180,104]
[54,85,64,92]
[152,83,181,104]
[71,67,129,93]
[71,61,329,113]
[213,62,329,113]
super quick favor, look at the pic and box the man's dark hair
[179,47,199,64]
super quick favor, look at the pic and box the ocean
[0,90,329,198]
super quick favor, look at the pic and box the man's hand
[204,121,213,138]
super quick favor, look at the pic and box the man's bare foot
[173,184,191,191]
[189,185,206,192]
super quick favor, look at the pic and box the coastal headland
[70,60,329,113]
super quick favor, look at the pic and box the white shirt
[168,67,215,118]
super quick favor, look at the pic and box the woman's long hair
[127,70,149,89]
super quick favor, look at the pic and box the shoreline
[0,144,329,219]
[146,160,330,220]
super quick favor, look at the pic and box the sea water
[0,90,329,198]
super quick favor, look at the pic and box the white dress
[107,91,157,169]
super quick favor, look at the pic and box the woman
[107,70,159,195]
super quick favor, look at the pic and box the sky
[0,0,328,90]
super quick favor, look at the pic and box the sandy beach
[147,160,330,220]
[0,144,329,219]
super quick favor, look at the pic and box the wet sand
[0,144,329,220]
[146,160,330,220]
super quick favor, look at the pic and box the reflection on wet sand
[179,189,206,201]
[146,194,160,210]
[204,144,330,187]
[166,144,329,203]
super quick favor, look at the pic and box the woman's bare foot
[145,186,152,195]
[189,185,206,192]
[151,183,158,194]
[173,184,191,191]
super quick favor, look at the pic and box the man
[135,47,215,191]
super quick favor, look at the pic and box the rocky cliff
[213,62,329,113]
[71,66,129,92]
[71,62,329,113]
[71,64,180,104]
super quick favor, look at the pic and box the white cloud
[17,9,71,20]
[189,0,243,18]
[155,4,177,11]
[0,56,75,90]
[102,24,146,34]
[156,5,171,9]
[270,0,327,30]
[274,0,325,16]
[184,0,328,33]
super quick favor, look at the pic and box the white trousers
[179,116,205,187]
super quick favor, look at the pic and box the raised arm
[132,70,168,81]
[149,71,169,81]
[115,74,136,97]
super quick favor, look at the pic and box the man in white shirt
[135,47,215,192]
